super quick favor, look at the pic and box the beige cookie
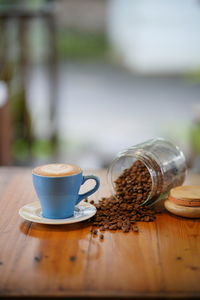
[164,199,200,218]
[168,195,200,207]
[169,185,200,207]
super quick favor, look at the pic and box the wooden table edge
[1,290,200,299]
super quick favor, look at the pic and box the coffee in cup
[32,163,100,219]
[33,163,81,177]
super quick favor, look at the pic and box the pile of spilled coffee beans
[88,160,161,235]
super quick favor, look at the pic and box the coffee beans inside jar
[89,160,160,233]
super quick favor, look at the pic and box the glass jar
[107,138,187,206]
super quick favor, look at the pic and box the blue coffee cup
[32,169,100,219]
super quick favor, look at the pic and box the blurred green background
[0,0,200,171]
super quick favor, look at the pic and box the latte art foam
[33,163,81,177]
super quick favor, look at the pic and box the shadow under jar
[107,138,187,206]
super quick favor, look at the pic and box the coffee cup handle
[76,175,100,204]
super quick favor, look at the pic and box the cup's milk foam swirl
[33,163,81,177]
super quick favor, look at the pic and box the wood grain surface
[0,167,199,299]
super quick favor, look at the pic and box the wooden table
[0,168,200,299]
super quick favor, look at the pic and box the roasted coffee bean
[99,234,104,240]
[91,160,160,232]
[109,225,117,230]
[133,225,139,232]
[122,227,130,233]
